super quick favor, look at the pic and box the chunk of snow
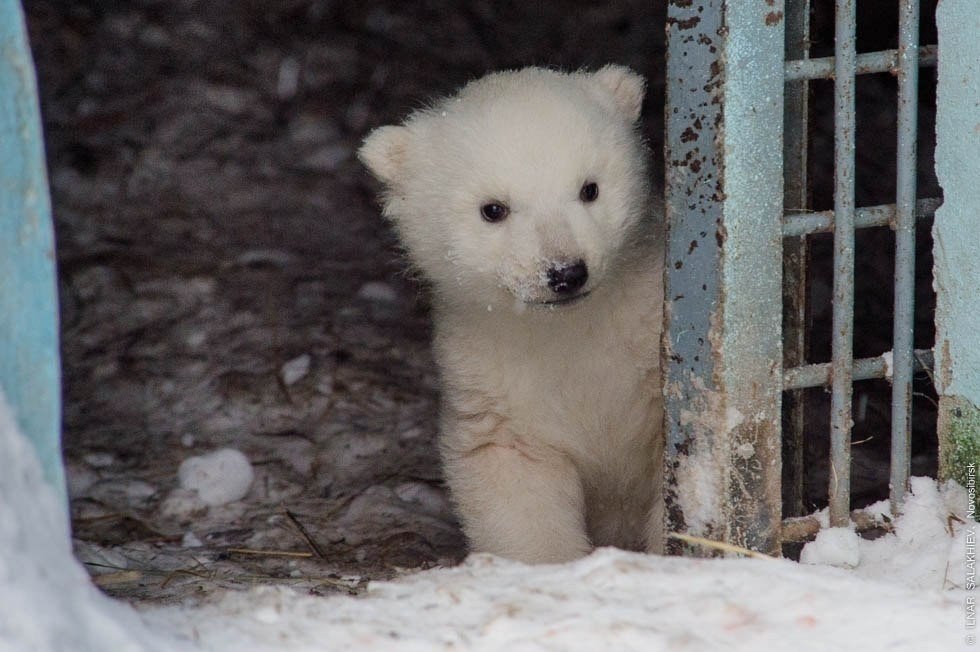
[800,526,861,568]
[881,350,894,378]
[177,448,254,506]
[83,452,115,468]
[181,532,203,548]
[279,354,311,386]
[159,488,207,522]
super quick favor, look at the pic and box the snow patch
[181,531,203,548]
[800,526,861,568]
[0,391,167,651]
[0,385,969,652]
[675,379,746,535]
[881,350,894,378]
[673,447,723,534]
[142,548,962,652]
[800,477,971,591]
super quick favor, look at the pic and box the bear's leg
[644,433,666,555]
[445,441,591,564]
[644,485,666,555]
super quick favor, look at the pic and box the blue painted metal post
[664,1,785,555]
[0,1,65,513]
[934,0,980,514]
[889,0,920,514]
[828,0,857,529]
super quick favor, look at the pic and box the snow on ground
[0,393,166,652]
[0,390,972,652]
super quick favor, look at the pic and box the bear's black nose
[547,260,589,294]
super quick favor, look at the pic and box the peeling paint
[664,0,784,555]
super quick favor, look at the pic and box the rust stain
[667,15,702,30]
[765,11,784,26]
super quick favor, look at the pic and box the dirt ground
[24,0,940,606]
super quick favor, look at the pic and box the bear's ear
[592,65,646,123]
[358,125,411,185]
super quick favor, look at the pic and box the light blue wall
[935,0,980,502]
[935,0,980,405]
[0,1,65,514]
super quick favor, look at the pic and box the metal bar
[785,44,938,81]
[781,0,811,522]
[664,0,785,556]
[829,0,857,528]
[783,348,934,391]
[889,0,921,514]
[781,197,941,237]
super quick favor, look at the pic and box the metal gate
[663,0,977,554]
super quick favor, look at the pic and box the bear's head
[359,65,653,313]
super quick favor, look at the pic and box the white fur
[359,65,664,564]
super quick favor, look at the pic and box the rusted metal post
[934,0,980,516]
[664,0,785,555]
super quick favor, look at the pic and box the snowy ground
[1,390,972,652]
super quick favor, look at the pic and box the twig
[283,507,327,559]
[92,570,143,586]
[667,532,776,560]
[161,568,214,589]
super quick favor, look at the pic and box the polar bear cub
[358,65,664,564]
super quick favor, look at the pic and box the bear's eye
[480,202,510,223]
[579,181,599,203]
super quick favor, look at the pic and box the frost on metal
[934,0,980,513]
[664,1,784,554]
